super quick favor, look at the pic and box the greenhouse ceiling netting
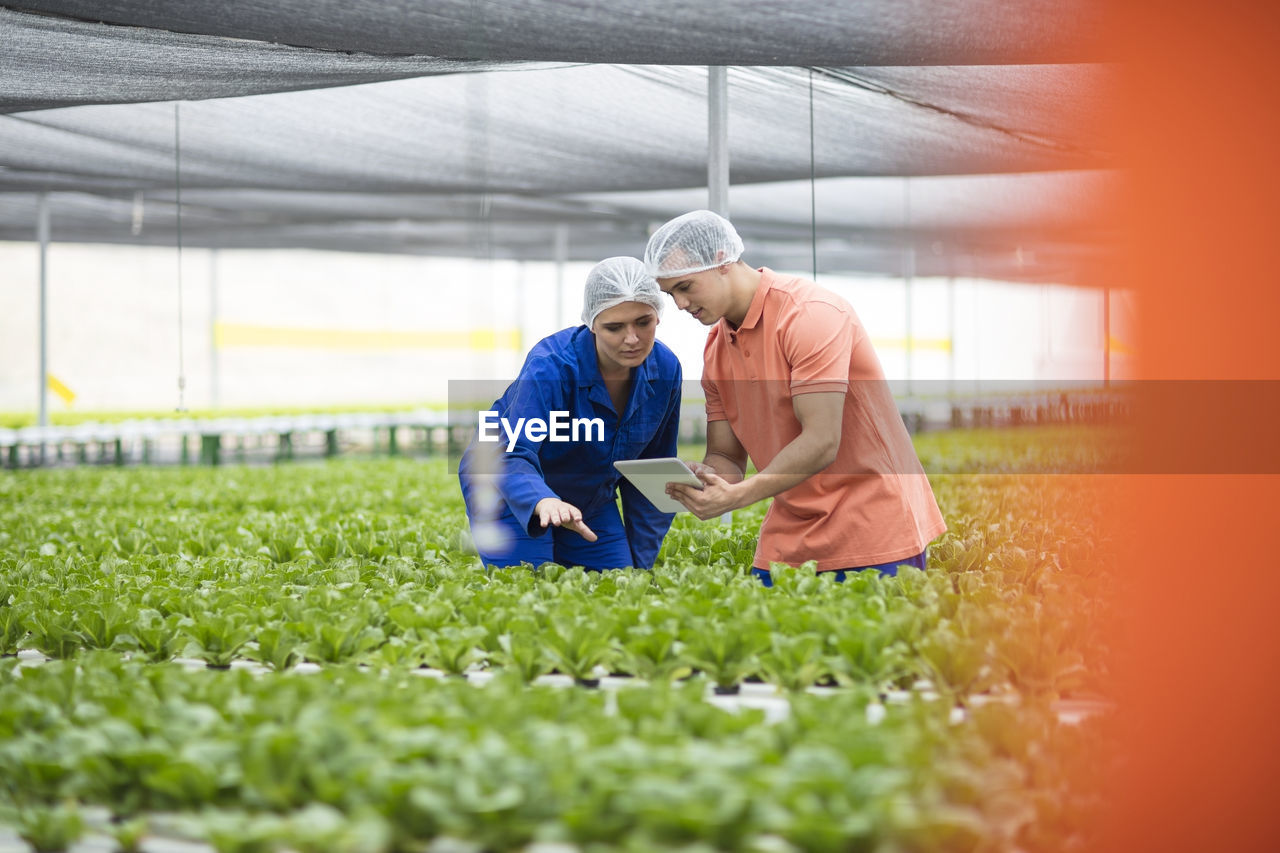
[0,1,1118,282]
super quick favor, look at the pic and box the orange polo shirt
[703,268,946,571]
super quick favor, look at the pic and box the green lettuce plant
[72,600,136,652]
[131,609,185,662]
[0,606,26,655]
[23,611,82,659]
[201,809,286,853]
[280,804,393,853]
[757,632,829,693]
[997,613,1089,699]
[617,623,690,682]
[253,625,303,671]
[110,816,148,853]
[826,617,912,692]
[183,613,252,668]
[542,616,615,685]
[494,632,553,683]
[369,633,429,668]
[917,623,997,701]
[7,802,85,853]
[683,621,768,694]
[304,616,385,664]
[420,625,487,676]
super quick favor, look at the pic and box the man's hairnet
[643,210,745,279]
[581,256,665,328]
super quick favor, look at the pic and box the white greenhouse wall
[0,242,1133,415]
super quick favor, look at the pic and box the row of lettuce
[2,556,1098,701]
[0,428,1116,851]
[1,653,1109,853]
[1,469,1106,699]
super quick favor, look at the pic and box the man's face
[656,265,731,325]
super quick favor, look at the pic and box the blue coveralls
[458,326,682,570]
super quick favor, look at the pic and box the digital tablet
[613,457,704,514]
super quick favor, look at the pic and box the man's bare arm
[668,391,844,519]
[698,420,748,483]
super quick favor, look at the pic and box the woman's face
[592,301,659,375]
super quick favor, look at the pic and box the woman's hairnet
[581,256,665,328]
[643,210,744,279]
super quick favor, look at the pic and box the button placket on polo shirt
[739,329,758,380]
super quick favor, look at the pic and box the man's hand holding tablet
[663,463,742,521]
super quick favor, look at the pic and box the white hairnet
[580,256,664,328]
[643,209,745,279]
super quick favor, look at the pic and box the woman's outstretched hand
[534,497,598,541]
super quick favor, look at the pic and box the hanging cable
[808,68,818,280]
[174,102,187,412]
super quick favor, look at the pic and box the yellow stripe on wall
[214,323,521,352]
[871,337,953,352]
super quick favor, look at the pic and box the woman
[458,257,682,570]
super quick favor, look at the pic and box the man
[644,210,945,585]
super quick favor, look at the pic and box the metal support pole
[553,225,568,329]
[948,275,963,429]
[709,65,732,525]
[947,275,957,388]
[972,278,982,399]
[209,249,220,409]
[515,260,526,355]
[708,67,729,217]
[36,193,50,465]
[904,247,915,399]
[901,180,913,400]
